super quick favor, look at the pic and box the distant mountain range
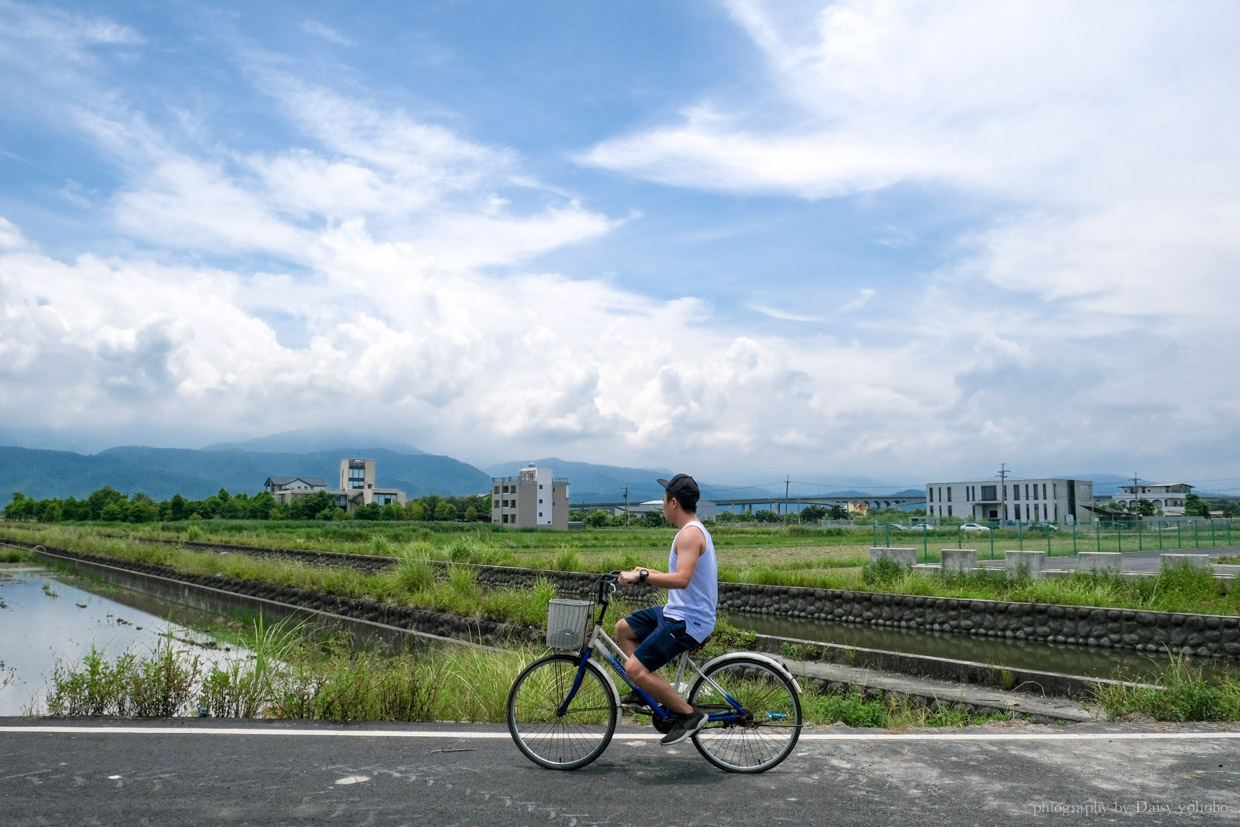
[0,430,1208,505]
[0,444,489,501]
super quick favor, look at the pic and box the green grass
[9,523,1240,616]
[1093,655,1240,722]
[41,612,1032,727]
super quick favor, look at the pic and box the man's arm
[619,524,705,589]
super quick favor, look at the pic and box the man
[615,473,718,746]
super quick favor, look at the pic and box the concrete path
[783,657,1102,723]
[2,719,1239,826]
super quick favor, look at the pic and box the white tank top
[662,519,717,643]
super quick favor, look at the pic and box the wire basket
[546,599,593,650]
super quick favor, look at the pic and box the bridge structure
[573,494,926,516]
[710,494,926,514]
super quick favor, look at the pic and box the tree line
[3,488,493,524]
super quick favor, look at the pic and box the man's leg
[624,655,693,716]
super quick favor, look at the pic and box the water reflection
[0,565,243,716]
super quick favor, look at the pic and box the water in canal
[0,565,247,716]
[731,613,1240,683]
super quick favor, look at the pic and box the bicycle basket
[546,599,593,650]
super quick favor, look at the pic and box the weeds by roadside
[1093,655,1240,722]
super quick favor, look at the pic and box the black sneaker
[620,690,648,708]
[660,708,708,746]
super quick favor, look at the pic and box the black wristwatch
[638,569,649,584]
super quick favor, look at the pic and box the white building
[924,478,1095,525]
[492,463,571,529]
[1112,483,1193,516]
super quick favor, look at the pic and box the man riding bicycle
[615,473,718,746]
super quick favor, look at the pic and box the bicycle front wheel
[688,656,802,773]
[507,654,618,770]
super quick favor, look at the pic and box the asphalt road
[3,720,1240,826]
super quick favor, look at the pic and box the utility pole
[1131,473,1142,519]
[623,486,630,527]
[785,476,791,523]
[998,463,1008,524]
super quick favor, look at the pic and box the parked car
[884,523,910,531]
[960,523,991,532]
[1028,522,1059,531]
[908,523,934,530]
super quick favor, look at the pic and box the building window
[982,485,997,501]
[947,488,952,502]
[929,488,934,503]
[947,505,953,517]
[1014,486,1020,500]
[1042,483,1048,500]
[1015,504,1022,520]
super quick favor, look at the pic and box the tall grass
[47,636,204,717]
[1093,655,1240,722]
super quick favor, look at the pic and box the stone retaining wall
[471,564,1240,659]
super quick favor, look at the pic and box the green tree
[167,493,190,521]
[799,504,829,523]
[1185,494,1211,518]
[100,500,126,522]
[435,501,458,521]
[354,503,382,520]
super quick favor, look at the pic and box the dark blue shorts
[624,606,698,671]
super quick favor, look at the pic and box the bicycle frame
[555,578,777,726]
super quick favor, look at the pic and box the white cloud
[2,1,1239,484]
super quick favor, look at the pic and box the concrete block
[940,548,978,573]
[1005,550,1046,578]
[869,547,917,568]
[1078,552,1122,575]
[1162,553,1211,569]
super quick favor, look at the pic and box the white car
[960,523,991,532]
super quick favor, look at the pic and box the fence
[872,519,1240,563]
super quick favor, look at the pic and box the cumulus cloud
[1,0,1238,483]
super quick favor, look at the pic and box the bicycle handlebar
[597,570,621,603]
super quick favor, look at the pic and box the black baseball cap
[657,474,700,508]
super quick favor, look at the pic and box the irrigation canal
[0,564,249,716]
[4,537,1240,717]
[18,534,1240,684]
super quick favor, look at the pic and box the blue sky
[2,0,1239,494]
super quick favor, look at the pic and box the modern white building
[265,459,405,513]
[924,478,1095,525]
[331,458,406,511]
[492,463,571,529]
[1111,483,1194,516]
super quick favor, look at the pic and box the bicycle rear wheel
[688,656,802,773]
[507,654,618,770]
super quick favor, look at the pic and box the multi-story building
[924,478,1095,525]
[332,458,406,512]
[264,476,327,506]
[266,459,405,513]
[1112,483,1194,516]
[491,463,570,529]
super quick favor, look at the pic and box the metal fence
[872,519,1240,563]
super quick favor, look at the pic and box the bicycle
[506,571,803,773]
